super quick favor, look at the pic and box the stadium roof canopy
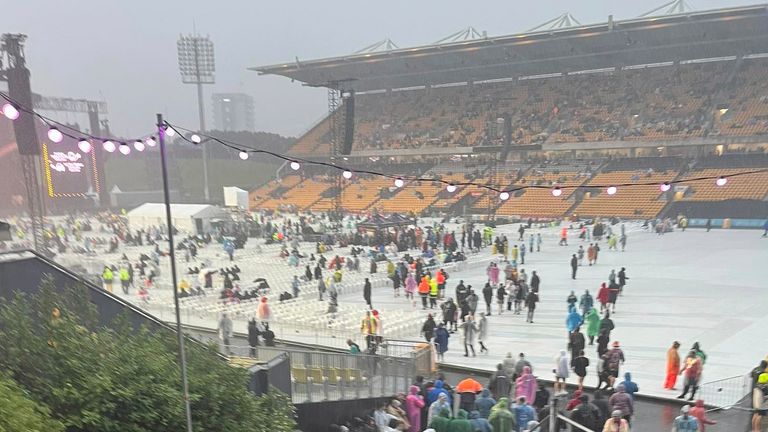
[251,4,768,92]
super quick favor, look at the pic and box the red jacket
[597,283,609,304]
[690,399,716,431]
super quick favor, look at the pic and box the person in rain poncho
[477,312,489,354]
[427,379,452,407]
[467,410,491,432]
[447,409,472,432]
[566,305,583,333]
[488,398,516,432]
[474,389,496,419]
[554,349,569,394]
[585,308,601,345]
[405,385,425,432]
[515,366,537,403]
[428,393,452,427]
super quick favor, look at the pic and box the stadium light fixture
[552,186,563,197]
[119,142,131,155]
[134,140,146,152]
[2,103,20,120]
[238,151,249,160]
[606,186,618,195]
[178,34,215,202]
[47,127,63,143]
[77,138,92,153]
[103,140,116,153]
[394,178,404,188]
[716,176,727,187]
[499,191,510,201]
[446,184,457,193]
[342,170,353,179]
[660,182,671,192]
[145,136,157,147]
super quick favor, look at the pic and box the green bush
[0,276,295,432]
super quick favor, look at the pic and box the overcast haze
[0,0,756,138]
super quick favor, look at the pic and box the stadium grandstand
[247,4,768,222]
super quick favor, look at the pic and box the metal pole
[157,113,194,432]
[549,394,557,432]
[194,39,210,202]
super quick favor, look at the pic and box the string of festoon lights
[1,92,156,156]
[3,90,766,200]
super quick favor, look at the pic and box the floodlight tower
[177,34,215,202]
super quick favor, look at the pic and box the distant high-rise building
[211,93,254,131]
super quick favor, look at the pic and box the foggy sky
[0,0,755,138]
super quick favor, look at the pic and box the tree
[0,276,296,432]
[0,374,64,432]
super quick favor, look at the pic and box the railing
[697,373,753,410]
[224,343,418,403]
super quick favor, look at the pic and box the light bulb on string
[191,134,202,144]
[77,139,92,153]
[394,178,404,188]
[164,125,176,137]
[145,136,157,147]
[342,170,353,179]
[715,176,727,186]
[606,186,618,195]
[47,127,63,143]
[499,191,510,201]
[133,140,145,152]
[2,103,19,120]
[103,140,116,153]
[118,143,131,155]
[660,182,671,192]
[552,186,563,197]
[238,151,249,160]
[446,184,457,193]
[290,161,301,171]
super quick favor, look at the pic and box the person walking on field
[536,233,542,252]
[460,315,479,357]
[363,278,372,308]
[418,275,430,309]
[477,312,489,354]
[525,289,539,323]
[618,267,629,295]
[554,349,570,395]
[587,244,596,266]
[482,282,493,316]
[422,314,437,342]
[496,283,506,315]
[665,341,681,390]
[571,349,590,390]
[678,350,702,401]
[585,308,601,345]
[570,254,579,279]
[597,283,610,313]
[560,227,568,246]
[603,341,625,388]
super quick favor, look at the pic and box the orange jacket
[666,347,680,373]
[436,271,446,285]
[418,277,430,294]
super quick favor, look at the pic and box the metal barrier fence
[697,373,753,410]
[223,343,421,403]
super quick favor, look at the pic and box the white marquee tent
[126,203,226,235]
